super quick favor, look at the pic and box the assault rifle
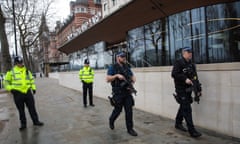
[184,65,202,104]
[191,77,202,104]
[120,79,137,96]
[185,76,202,104]
[119,64,137,96]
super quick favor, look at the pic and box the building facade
[56,0,102,47]
[101,0,132,18]
[68,1,240,70]
[38,0,102,73]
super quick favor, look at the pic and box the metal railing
[141,58,152,67]
[48,56,69,63]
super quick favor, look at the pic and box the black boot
[127,129,138,136]
[109,120,114,130]
[34,121,44,126]
[19,124,26,131]
[190,130,202,138]
[175,124,187,132]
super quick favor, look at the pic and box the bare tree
[2,0,54,71]
[0,5,12,73]
[145,18,167,66]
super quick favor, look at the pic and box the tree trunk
[21,44,30,70]
[161,18,166,66]
[0,6,12,73]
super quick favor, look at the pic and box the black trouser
[12,90,39,125]
[175,91,195,133]
[82,82,93,105]
[109,92,134,131]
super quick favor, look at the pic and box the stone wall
[49,62,240,138]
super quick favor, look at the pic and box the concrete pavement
[0,77,239,144]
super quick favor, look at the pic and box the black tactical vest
[111,63,130,88]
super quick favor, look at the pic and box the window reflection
[207,2,240,62]
[69,42,112,70]
[128,26,145,67]
[169,11,191,63]
[127,1,240,66]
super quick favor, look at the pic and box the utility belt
[112,87,129,95]
[82,80,93,84]
[109,87,133,107]
[173,90,193,104]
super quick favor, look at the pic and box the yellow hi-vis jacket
[3,66,36,94]
[79,66,94,83]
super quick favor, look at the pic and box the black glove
[32,90,36,94]
[108,96,115,106]
[11,90,18,95]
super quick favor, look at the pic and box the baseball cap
[182,47,192,53]
[116,51,126,57]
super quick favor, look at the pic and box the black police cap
[14,56,23,64]
[84,59,89,64]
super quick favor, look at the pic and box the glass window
[104,3,107,11]
[94,0,101,4]
[190,7,207,64]
[128,19,171,67]
[127,26,145,67]
[206,1,240,62]
[169,11,191,63]
[68,42,111,70]
[112,0,116,6]
[144,19,170,66]
[81,7,86,13]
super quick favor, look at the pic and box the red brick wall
[56,0,102,48]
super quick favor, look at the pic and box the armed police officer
[106,51,138,136]
[4,56,44,131]
[171,47,202,138]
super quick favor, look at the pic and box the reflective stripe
[11,69,16,80]
[13,78,21,80]
[12,83,22,86]
[26,71,30,80]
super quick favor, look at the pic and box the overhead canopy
[59,0,235,54]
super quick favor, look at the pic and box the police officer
[4,56,44,131]
[79,59,95,108]
[171,47,202,137]
[106,51,138,136]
